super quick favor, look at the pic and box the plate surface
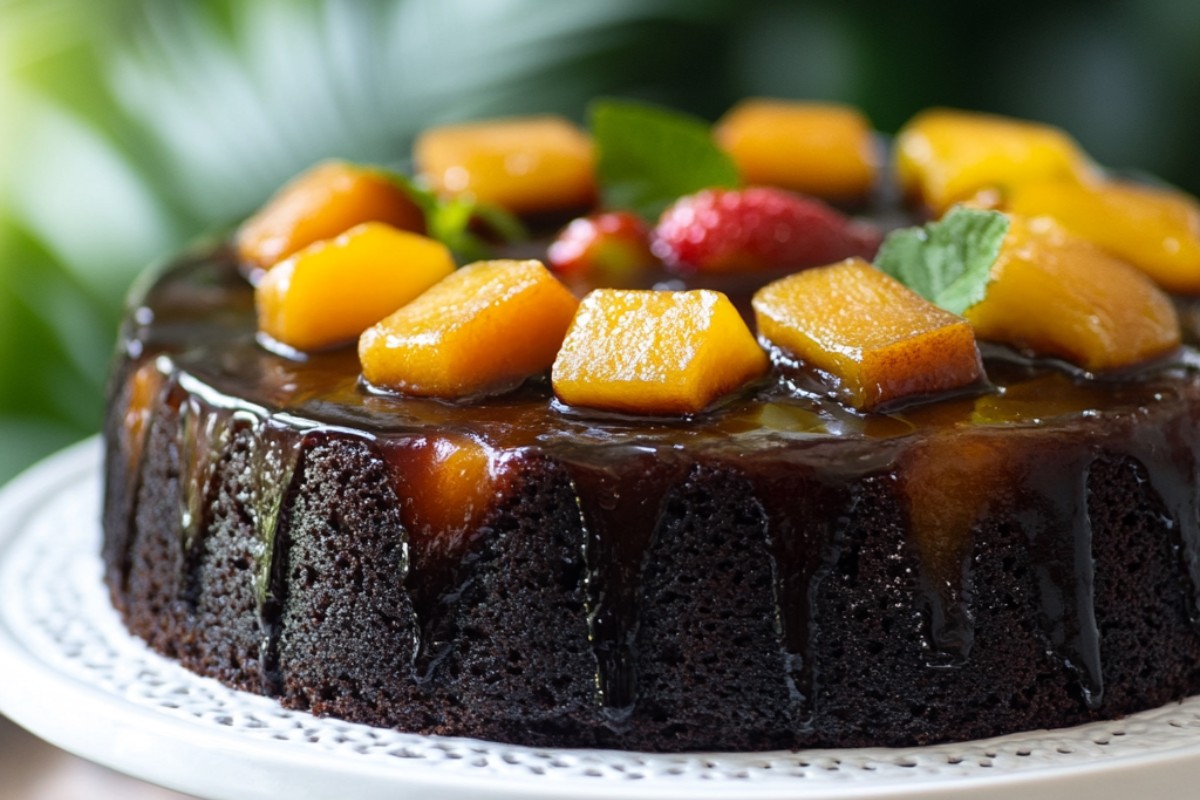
[3,438,1200,800]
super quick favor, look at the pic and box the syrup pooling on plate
[111,245,1200,725]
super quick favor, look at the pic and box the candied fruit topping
[714,99,877,200]
[552,288,768,415]
[965,216,1181,371]
[895,109,1095,214]
[415,115,595,215]
[236,161,425,271]
[231,101,1197,418]
[1005,179,1200,294]
[359,259,579,397]
[256,222,455,352]
[753,258,983,411]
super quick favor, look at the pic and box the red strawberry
[652,187,882,273]
[547,211,655,287]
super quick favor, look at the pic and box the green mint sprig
[874,207,1010,315]
[384,170,528,262]
[589,99,741,219]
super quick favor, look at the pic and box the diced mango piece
[895,109,1095,214]
[360,259,579,397]
[714,99,877,200]
[552,289,768,415]
[256,222,455,352]
[237,161,425,271]
[753,258,983,411]
[415,115,595,214]
[965,216,1181,370]
[1005,179,1200,294]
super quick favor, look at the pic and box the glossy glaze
[112,245,1200,722]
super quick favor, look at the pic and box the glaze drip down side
[103,248,1200,751]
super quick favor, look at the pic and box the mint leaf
[469,201,529,245]
[874,207,1010,315]
[427,196,485,261]
[590,99,741,219]
[383,170,527,262]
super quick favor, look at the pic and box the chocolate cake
[102,242,1200,752]
[101,101,1200,752]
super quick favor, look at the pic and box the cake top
[187,99,1200,428]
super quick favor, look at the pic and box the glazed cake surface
[102,245,1200,752]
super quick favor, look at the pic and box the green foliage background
[1,0,1198,485]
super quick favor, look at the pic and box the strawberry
[547,211,655,287]
[652,187,882,273]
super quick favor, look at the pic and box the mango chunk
[1005,179,1200,294]
[753,258,983,411]
[552,289,768,415]
[895,109,1095,215]
[415,115,595,215]
[965,216,1181,371]
[237,161,425,271]
[360,259,579,397]
[714,99,877,200]
[256,222,455,352]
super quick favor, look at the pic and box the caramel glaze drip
[110,247,1200,722]
[104,356,167,594]
[1120,401,1200,627]
[126,357,308,693]
[1016,448,1102,707]
[245,418,306,693]
[376,435,511,681]
[734,457,875,730]
[565,448,688,724]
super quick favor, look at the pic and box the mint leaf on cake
[389,171,529,262]
[589,99,741,218]
[874,206,1009,315]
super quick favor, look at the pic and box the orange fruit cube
[1005,179,1200,294]
[552,289,768,415]
[415,115,595,214]
[753,258,983,411]
[237,161,425,271]
[256,222,455,352]
[714,99,877,200]
[965,216,1181,371]
[359,259,579,397]
[894,109,1095,214]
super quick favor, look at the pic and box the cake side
[102,255,1200,750]
[101,99,1200,752]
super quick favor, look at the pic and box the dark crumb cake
[102,244,1200,752]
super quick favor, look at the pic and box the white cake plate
[3,437,1200,800]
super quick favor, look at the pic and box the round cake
[102,102,1200,752]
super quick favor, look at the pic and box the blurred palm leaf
[108,0,721,225]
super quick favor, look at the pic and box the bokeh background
[1,0,1199,486]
